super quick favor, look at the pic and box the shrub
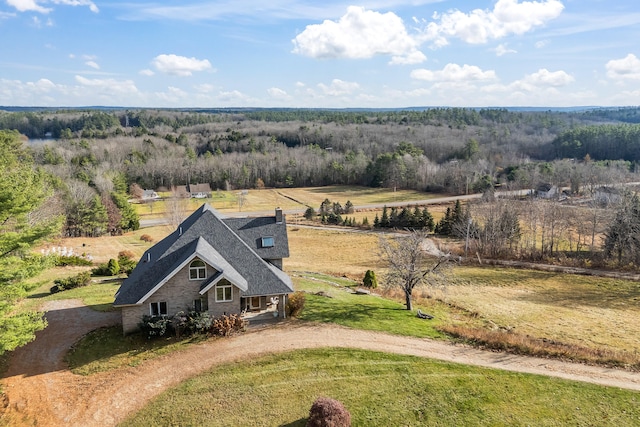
[54,255,93,267]
[140,234,154,243]
[139,315,172,339]
[362,270,378,289]
[307,397,351,427]
[172,310,213,336]
[117,251,137,275]
[209,314,246,337]
[50,271,92,293]
[286,291,306,317]
[107,258,120,275]
[303,207,316,220]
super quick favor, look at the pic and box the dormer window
[261,236,274,248]
[189,259,206,280]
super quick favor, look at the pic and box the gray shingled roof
[223,216,290,260]
[114,204,293,306]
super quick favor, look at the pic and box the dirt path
[2,300,640,426]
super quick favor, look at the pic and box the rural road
[2,300,639,426]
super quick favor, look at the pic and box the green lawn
[294,275,456,339]
[121,348,640,427]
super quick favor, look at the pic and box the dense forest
[2,106,640,240]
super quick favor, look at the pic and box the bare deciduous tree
[165,188,190,229]
[378,230,452,311]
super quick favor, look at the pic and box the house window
[189,259,206,280]
[150,301,168,316]
[194,297,208,312]
[261,236,274,248]
[215,284,233,302]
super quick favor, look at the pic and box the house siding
[120,265,242,334]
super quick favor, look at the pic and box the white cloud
[52,0,99,13]
[151,54,212,77]
[423,0,564,47]
[267,87,291,100]
[7,0,98,13]
[317,79,360,96]
[8,0,50,13]
[411,63,497,82]
[494,43,517,56]
[522,68,574,86]
[292,6,425,64]
[606,54,640,81]
[139,69,155,76]
[85,61,99,69]
[75,75,138,94]
[194,83,215,93]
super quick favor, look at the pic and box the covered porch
[240,293,288,321]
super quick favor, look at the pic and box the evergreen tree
[380,206,390,228]
[421,207,435,231]
[0,130,61,354]
[363,270,378,289]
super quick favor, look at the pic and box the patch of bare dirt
[2,300,640,426]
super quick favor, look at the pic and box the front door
[249,296,261,310]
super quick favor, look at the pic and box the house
[535,183,558,199]
[173,183,212,198]
[113,204,293,334]
[142,189,160,200]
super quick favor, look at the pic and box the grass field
[134,185,443,220]
[120,348,640,427]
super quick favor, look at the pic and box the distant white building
[535,183,558,199]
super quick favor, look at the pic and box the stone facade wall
[120,262,242,334]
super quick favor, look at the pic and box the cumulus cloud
[85,60,99,69]
[292,6,425,64]
[317,79,360,96]
[606,54,640,81]
[75,75,138,94]
[522,68,574,86]
[7,0,98,13]
[151,54,212,76]
[423,0,564,47]
[494,44,517,56]
[411,63,497,82]
[267,87,291,100]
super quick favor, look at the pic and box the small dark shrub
[209,314,246,336]
[286,291,306,317]
[50,271,92,293]
[303,207,316,220]
[307,397,351,427]
[172,310,213,336]
[140,234,154,243]
[139,315,172,339]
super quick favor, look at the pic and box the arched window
[189,259,206,280]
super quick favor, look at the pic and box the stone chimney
[275,207,284,224]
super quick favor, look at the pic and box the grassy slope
[121,348,640,427]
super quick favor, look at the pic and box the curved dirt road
[2,300,640,426]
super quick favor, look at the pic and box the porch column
[279,294,287,319]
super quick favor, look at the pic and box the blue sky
[1,0,639,108]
